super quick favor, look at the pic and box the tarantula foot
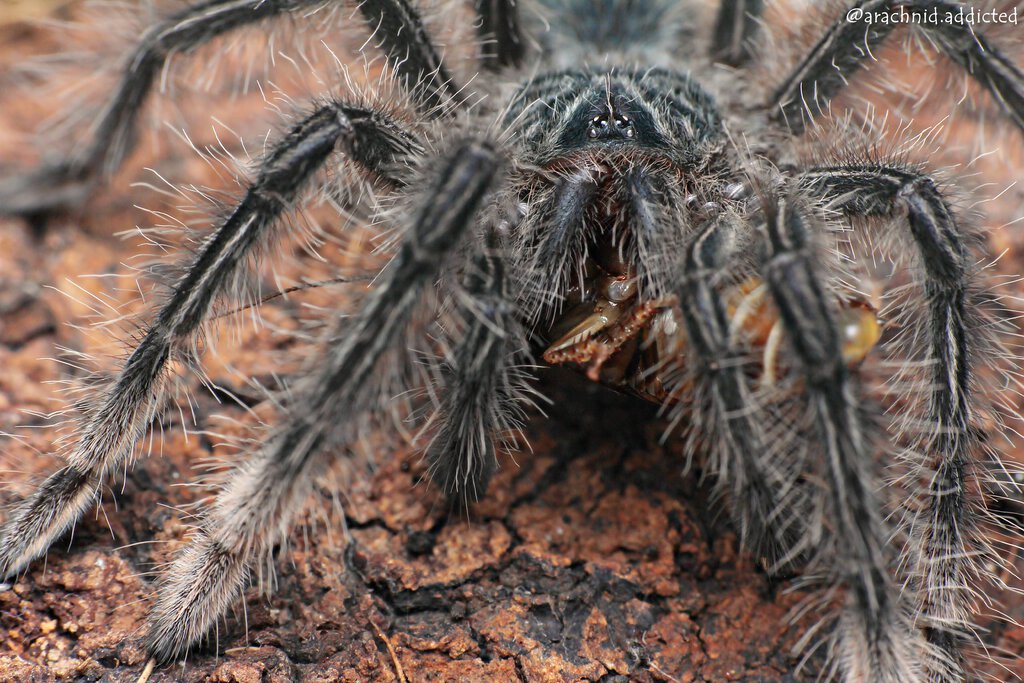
[0,162,94,218]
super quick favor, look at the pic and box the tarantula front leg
[426,231,532,504]
[519,168,601,317]
[800,164,984,682]
[759,192,922,682]
[711,0,764,66]
[0,0,314,217]
[676,217,805,565]
[475,0,525,70]
[0,103,418,580]
[0,0,460,218]
[359,0,465,110]
[147,139,504,662]
[770,0,1024,134]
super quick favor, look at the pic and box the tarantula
[1,0,1023,680]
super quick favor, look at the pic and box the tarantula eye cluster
[0,1,1022,681]
[587,112,635,139]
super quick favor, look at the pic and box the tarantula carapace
[1,0,1022,681]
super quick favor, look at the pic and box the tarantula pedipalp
[1,0,1023,681]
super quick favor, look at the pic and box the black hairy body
[0,1,1022,681]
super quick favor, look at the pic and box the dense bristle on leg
[146,140,504,662]
[0,102,414,581]
[759,191,924,682]
[799,166,991,681]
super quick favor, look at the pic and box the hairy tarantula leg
[147,140,503,663]
[0,0,458,218]
[770,0,1024,135]
[523,168,601,317]
[0,104,417,580]
[760,193,921,682]
[0,0,328,217]
[623,169,684,299]
[711,0,764,66]
[426,232,531,504]
[475,0,525,70]
[800,165,982,682]
[358,0,465,111]
[676,217,803,566]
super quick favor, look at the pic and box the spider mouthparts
[544,273,883,400]
[544,298,625,354]
[542,266,677,389]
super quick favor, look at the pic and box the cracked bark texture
[0,2,1022,682]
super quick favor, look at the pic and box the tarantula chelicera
[1,0,1023,680]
